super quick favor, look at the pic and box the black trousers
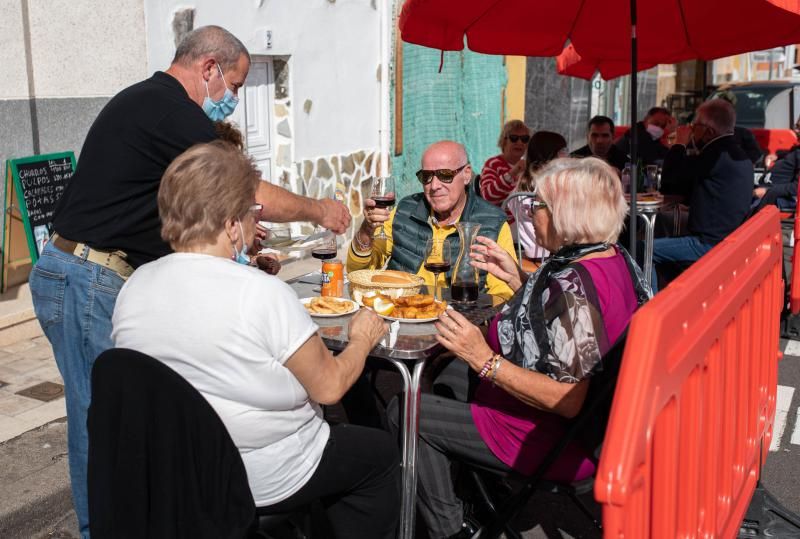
[387,360,511,539]
[257,423,400,539]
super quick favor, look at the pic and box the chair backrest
[530,329,628,485]
[485,330,628,536]
[88,348,255,539]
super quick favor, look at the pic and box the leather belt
[51,233,134,280]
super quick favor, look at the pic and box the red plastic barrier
[752,128,797,157]
[596,206,783,538]
[791,214,800,315]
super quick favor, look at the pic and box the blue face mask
[233,220,250,265]
[203,64,239,121]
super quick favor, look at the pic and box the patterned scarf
[498,242,651,373]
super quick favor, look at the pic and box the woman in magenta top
[392,157,651,539]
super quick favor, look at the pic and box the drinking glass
[424,238,452,303]
[311,229,337,287]
[645,165,659,193]
[370,177,396,240]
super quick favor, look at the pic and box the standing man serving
[29,25,349,538]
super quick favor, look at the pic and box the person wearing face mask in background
[614,106,676,166]
[651,99,753,292]
[112,141,400,539]
[29,26,350,537]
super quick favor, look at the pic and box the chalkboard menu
[14,155,73,229]
[2,152,76,289]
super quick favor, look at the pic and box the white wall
[1,0,147,99]
[0,0,29,99]
[144,0,381,160]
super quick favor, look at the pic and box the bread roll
[370,271,417,285]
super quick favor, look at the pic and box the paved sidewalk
[0,336,65,443]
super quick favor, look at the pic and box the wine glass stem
[433,272,440,302]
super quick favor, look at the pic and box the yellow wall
[505,56,526,122]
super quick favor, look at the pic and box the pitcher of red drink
[450,222,481,303]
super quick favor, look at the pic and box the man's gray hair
[698,99,736,135]
[172,25,250,70]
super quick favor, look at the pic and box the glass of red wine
[424,238,452,303]
[370,177,396,240]
[311,229,338,285]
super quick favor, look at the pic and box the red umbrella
[556,43,657,81]
[399,0,800,259]
[399,0,800,63]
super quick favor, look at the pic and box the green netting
[391,43,507,200]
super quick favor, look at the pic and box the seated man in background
[614,106,675,166]
[716,90,764,165]
[753,144,799,211]
[348,140,517,301]
[653,99,753,291]
[570,115,628,172]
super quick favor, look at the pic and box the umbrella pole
[629,0,639,263]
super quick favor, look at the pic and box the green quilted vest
[388,190,507,291]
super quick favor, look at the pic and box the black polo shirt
[53,71,217,268]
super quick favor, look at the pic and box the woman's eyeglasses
[415,164,468,185]
[525,199,548,216]
[507,135,530,143]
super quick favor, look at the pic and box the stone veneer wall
[291,150,383,240]
[265,57,381,243]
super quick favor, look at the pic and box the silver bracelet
[491,358,503,384]
[353,231,373,254]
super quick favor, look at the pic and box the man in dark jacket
[570,115,628,171]
[753,146,799,211]
[614,106,675,165]
[652,99,754,291]
[716,90,764,164]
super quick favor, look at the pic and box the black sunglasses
[415,164,469,185]
[507,134,530,143]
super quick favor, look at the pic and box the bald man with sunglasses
[348,140,516,300]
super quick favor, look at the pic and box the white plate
[300,297,359,317]
[378,305,452,324]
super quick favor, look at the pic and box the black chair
[462,332,629,539]
[473,174,482,198]
[88,348,309,539]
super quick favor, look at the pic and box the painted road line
[791,407,800,446]
[784,339,800,357]
[771,385,796,452]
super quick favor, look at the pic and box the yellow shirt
[346,207,517,301]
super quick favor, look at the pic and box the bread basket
[348,269,425,304]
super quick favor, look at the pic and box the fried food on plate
[305,296,354,315]
[361,292,392,308]
[381,295,448,319]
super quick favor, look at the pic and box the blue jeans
[29,241,126,538]
[651,235,714,293]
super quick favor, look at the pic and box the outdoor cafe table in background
[628,192,684,290]
[289,274,501,539]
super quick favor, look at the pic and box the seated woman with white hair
[389,157,651,539]
[111,140,399,539]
